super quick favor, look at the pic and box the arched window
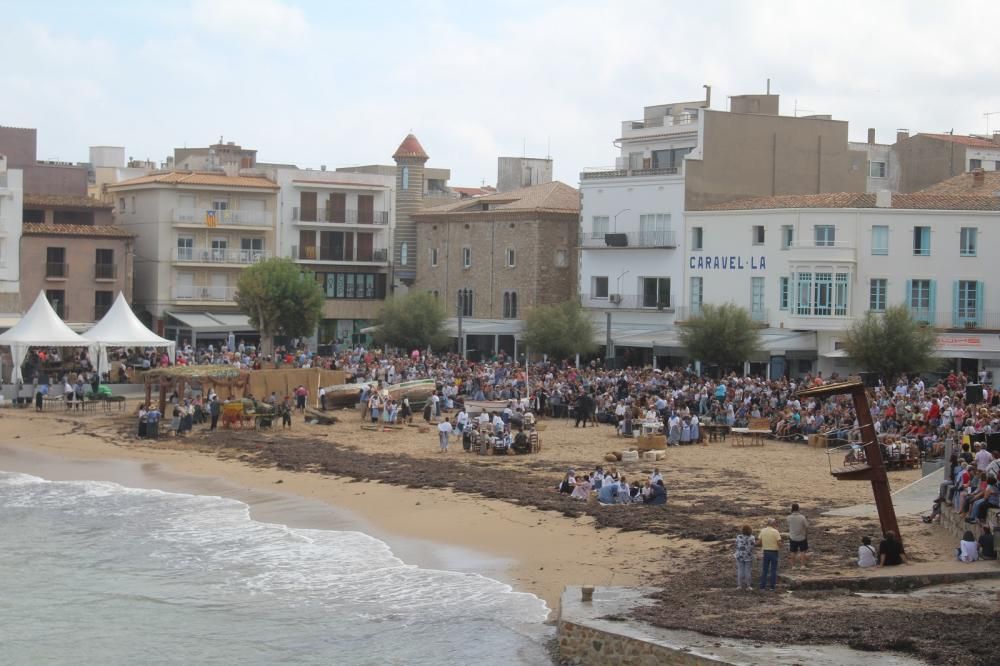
[400,242,408,265]
[457,289,473,317]
[502,291,518,319]
[509,291,517,318]
[402,166,410,190]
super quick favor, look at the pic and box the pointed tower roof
[392,133,429,161]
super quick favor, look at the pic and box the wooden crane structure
[795,378,901,544]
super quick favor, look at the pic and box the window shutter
[905,279,912,310]
[977,281,985,326]
[928,280,937,325]
[952,281,960,327]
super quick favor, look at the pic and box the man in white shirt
[456,408,468,430]
[437,419,453,453]
[974,443,993,471]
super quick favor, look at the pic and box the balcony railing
[580,166,680,181]
[170,285,238,301]
[900,309,1000,330]
[292,207,389,225]
[173,248,270,264]
[785,240,855,250]
[580,293,677,311]
[624,113,698,131]
[292,245,389,263]
[172,208,273,227]
[578,231,677,248]
[94,263,117,280]
[46,262,68,278]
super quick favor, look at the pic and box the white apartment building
[0,157,23,314]
[108,171,279,345]
[266,167,395,345]
[686,191,1000,380]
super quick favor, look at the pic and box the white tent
[83,292,176,376]
[0,292,96,383]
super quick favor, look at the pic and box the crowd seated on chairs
[556,466,667,506]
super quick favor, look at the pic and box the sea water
[0,471,552,665]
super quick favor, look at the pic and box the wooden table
[703,424,730,443]
[730,428,768,447]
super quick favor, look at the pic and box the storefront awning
[167,312,256,334]
[936,333,1000,359]
[445,318,523,337]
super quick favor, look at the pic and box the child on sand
[958,530,979,562]
[734,525,755,591]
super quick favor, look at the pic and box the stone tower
[392,133,429,287]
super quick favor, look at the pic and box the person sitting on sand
[558,470,576,494]
[877,531,906,567]
[570,475,592,501]
[597,480,620,504]
[857,536,878,568]
[958,530,979,562]
[643,479,667,505]
[979,525,997,560]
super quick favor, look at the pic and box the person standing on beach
[787,503,809,568]
[437,418,453,453]
[759,519,782,591]
[209,395,220,431]
[734,525,756,591]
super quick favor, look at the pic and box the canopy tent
[0,292,96,384]
[83,292,176,376]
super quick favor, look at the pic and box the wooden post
[158,380,168,415]
[144,376,152,407]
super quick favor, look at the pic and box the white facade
[849,141,900,193]
[965,145,1000,172]
[0,161,23,305]
[686,199,1000,377]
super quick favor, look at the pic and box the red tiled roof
[452,186,497,197]
[109,171,279,190]
[918,133,1000,149]
[918,171,1000,195]
[22,222,135,238]
[23,194,112,209]
[699,192,1000,212]
[415,181,579,218]
[392,134,429,160]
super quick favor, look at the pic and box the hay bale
[621,450,640,463]
[642,451,658,462]
[604,453,618,463]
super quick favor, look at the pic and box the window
[793,271,850,316]
[554,249,568,267]
[814,272,833,316]
[650,147,692,169]
[869,161,887,178]
[240,238,264,262]
[640,277,670,308]
[638,213,670,246]
[46,247,66,278]
[970,158,982,170]
[94,290,113,320]
[869,279,887,312]
[591,216,609,238]
[628,152,643,169]
[430,248,438,267]
[781,225,793,249]
[46,290,67,319]
[814,225,836,247]
[689,277,703,314]
[907,279,935,323]
[913,226,930,256]
[502,291,518,318]
[457,288,473,317]
[400,242,409,266]
[462,246,471,268]
[176,236,194,261]
[320,272,386,300]
[751,277,765,321]
[795,272,812,315]
[960,227,977,257]
[118,197,126,212]
[779,276,790,310]
[593,276,609,299]
[130,196,136,213]
[691,226,703,251]
[212,198,229,211]
[955,280,982,326]
[211,238,228,262]
[505,248,516,268]
[834,273,849,316]
[752,225,765,245]
[871,225,889,255]
[402,166,410,190]
[95,249,115,279]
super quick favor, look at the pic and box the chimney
[973,168,985,187]
[875,190,892,208]
[867,128,876,145]
[993,131,1000,146]
[703,84,711,108]
[896,129,909,144]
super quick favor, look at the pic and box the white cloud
[189,0,311,47]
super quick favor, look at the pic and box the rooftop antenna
[985,111,1000,135]
[546,136,551,160]
[793,100,814,117]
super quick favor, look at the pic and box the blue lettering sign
[686,256,768,270]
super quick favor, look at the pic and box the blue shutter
[928,280,937,325]
[905,279,912,312]
[977,281,985,327]
[952,281,960,327]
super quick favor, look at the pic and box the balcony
[46,262,68,279]
[292,245,389,265]
[674,306,769,326]
[580,165,680,181]
[580,293,678,311]
[172,208,273,227]
[578,231,676,249]
[292,207,389,225]
[623,113,698,131]
[94,263,117,280]
[170,285,238,302]
[173,247,270,265]
[903,310,1000,331]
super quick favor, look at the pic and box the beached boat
[320,382,372,408]
[385,379,436,408]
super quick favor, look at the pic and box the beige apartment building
[108,171,279,345]
[413,181,579,359]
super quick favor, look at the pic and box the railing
[173,248,270,264]
[94,263,117,280]
[292,245,389,263]
[46,262,68,278]
[580,166,680,180]
[785,240,854,250]
[624,113,698,130]
[578,231,677,248]
[580,293,677,311]
[172,208,274,227]
[292,207,389,225]
[170,285,238,301]
[900,310,1000,330]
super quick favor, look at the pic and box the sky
[5,0,1000,187]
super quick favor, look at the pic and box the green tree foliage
[843,305,938,381]
[678,303,762,369]
[235,258,324,354]
[521,301,597,360]
[374,291,448,351]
